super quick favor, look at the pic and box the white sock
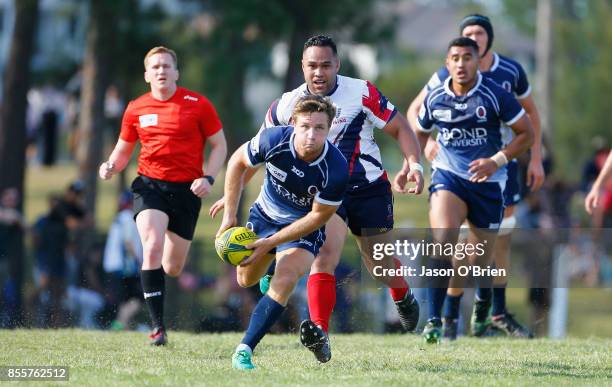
[236,343,252,355]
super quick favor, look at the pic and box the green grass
[1,330,610,386]
[22,163,612,337]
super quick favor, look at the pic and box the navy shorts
[336,177,394,236]
[131,175,201,240]
[503,160,522,207]
[429,168,504,230]
[246,203,325,256]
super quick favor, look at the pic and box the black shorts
[131,175,201,240]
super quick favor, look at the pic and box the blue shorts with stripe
[245,203,325,256]
[429,168,504,230]
[503,159,522,207]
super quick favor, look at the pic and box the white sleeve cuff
[315,193,342,206]
[505,109,526,126]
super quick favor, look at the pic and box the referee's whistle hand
[191,178,211,198]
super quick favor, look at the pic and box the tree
[76,0,121,223]
[0,0,40,326]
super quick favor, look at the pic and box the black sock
[141,268,165,330]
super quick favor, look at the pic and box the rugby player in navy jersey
[217,95,348,370]
[211,35,424,362]
[407,15,544,338]
[414,37,533,343]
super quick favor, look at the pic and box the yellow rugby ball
[215,226,259,266]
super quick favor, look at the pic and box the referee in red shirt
[99,46,227,345]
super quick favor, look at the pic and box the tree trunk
[0,0,40,327]
[536,0,553,143]
[76,0,118,224]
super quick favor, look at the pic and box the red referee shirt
[119,87,222,182]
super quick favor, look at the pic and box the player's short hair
[447,37,480,56]
[303,35,337,55]
[292,95,336,127]
[144,46,178,69]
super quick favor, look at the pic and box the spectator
[29,195,69,327]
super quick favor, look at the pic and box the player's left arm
[518,95,545,191]
[240,201,339,267]
[469,115,534,183]
[382,114,424,195]
[191,129,228,198]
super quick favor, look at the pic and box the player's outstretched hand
[527,159,545,192]
[209,196,225,218]
[406,168,424,194]
[584,188,600,215]
[240,238,274,267]
[216,215,237,238]
[191,177,212,198]
[468,158,498,183]
[393,168,424,194]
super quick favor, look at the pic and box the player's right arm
[100,102,139,180]
[99,139,136,180]
[240,201,339,267]
[216,143,251,237]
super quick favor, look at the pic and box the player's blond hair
[143,46,178,69]
[291,95,336,127]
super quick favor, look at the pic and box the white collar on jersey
[289,131,329,166]
[489,52,500,72]
[444,72,483,98]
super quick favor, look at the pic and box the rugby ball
[215,226,259,266]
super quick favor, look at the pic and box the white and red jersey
[263,75,397,191]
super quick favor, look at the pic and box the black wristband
[203,175,215,186]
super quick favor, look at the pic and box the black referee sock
[141,268,165,330]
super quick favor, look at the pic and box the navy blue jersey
[245,125,349,223]
[425,52,531,146]
[417,73,525,183]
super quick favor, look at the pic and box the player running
[406,14,544,338]
[211,35,424,361]
[99,46,227,345]
[413,37,533,343]
[217,95,348,370]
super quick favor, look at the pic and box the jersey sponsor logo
[299,238,313,247]
[267,163,287,182]
[455,103,468,110]
[269,177,313,207]
[432,109,452,122]
[139,114,158,128]
[439,127,487,147]
[476,106,487,121]
[291,165,304,177]
[184,95,199,101]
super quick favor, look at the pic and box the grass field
[1,330,610,386]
